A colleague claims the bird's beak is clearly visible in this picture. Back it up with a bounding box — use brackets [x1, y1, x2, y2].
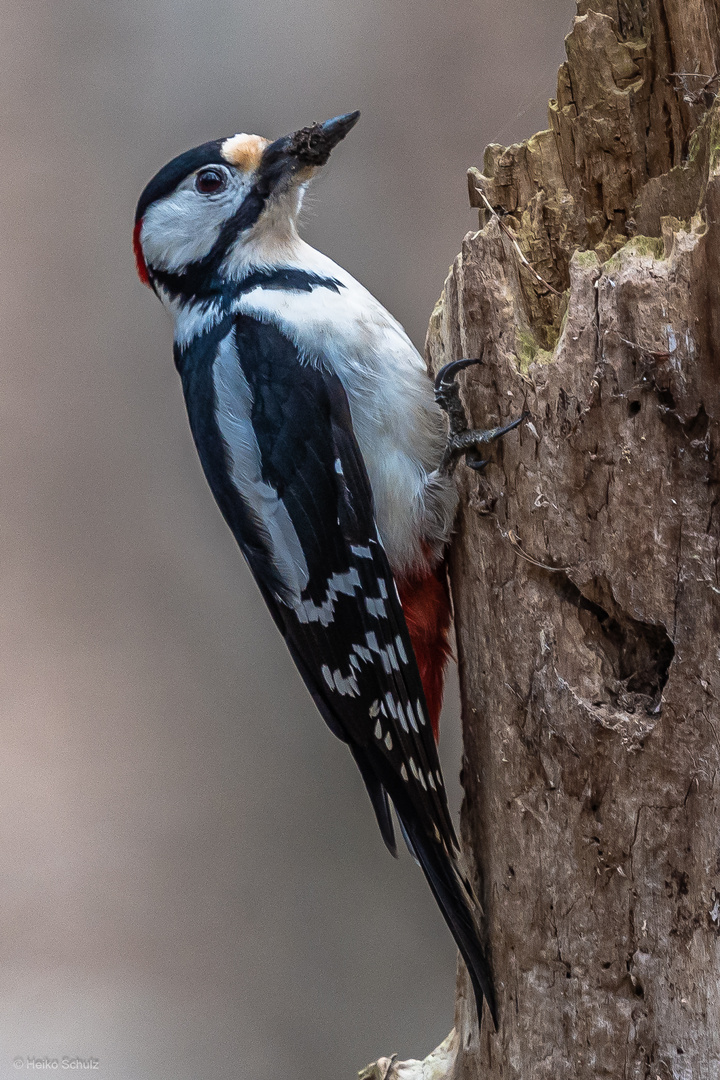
[288, 112, 361, 165]
[258, 111, 360, 192]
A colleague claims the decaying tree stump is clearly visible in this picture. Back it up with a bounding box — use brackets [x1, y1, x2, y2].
[363, 2, 720, 1077]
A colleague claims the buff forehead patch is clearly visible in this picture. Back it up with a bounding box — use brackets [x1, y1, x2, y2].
[221, 133, 270, 172]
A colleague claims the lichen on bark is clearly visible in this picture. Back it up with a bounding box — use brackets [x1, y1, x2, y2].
[363, 2, 720, 1077]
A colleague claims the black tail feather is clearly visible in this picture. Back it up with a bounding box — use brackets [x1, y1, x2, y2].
[403, 818, 497, 1028]
[350, 745, 398, 857]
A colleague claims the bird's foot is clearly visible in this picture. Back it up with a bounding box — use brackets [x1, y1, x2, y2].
[434, 358, 527, 476]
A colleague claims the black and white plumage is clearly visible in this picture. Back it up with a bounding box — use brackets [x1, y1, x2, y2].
[134, 113, 496, 1025]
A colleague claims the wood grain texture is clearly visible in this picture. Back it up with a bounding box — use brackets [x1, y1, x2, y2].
[364, 2, 720, 1076]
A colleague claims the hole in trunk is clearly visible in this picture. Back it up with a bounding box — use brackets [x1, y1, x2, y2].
[556, 575, 674, 709]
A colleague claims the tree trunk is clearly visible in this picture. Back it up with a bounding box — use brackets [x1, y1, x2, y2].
[363, 2, 720, 1077]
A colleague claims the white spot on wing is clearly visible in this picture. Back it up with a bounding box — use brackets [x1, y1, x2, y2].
[395, 636, 408, 664]
[386, 643, 400, 672]
[369, 700, 381, 718]
[365, 596, 387, 618]
[416, 700, 426, 726]
[407, 702, 419, 733]
[297, 567, 361, 626]
[333, 668, 359, 697]
[384, 693, 397, 720]
[321, 665, 334, 690]
[401, 764, 408, 781]
[384, 732, 393, 751]
[374, 720, 383, 740]
[334, 459, 344, 475]
[350, 545, 372, 559]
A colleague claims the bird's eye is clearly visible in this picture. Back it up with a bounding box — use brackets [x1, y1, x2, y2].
[195, 168, 227, 195]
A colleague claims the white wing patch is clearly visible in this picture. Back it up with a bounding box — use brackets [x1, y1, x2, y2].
[213, 330, 310, 604]
[214, 330, 364, 626]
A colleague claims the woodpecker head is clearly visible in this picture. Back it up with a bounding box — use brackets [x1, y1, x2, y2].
[134, 112, 360, 298]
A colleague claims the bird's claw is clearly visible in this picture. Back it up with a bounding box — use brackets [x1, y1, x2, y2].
[434, 357, 527, 476]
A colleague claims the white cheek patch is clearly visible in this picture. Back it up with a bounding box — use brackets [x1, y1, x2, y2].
[142, 193, 224, 270]
[142, 178, 251, 273]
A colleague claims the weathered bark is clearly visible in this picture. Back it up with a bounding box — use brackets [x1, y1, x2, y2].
[363, 2, 720, 1077]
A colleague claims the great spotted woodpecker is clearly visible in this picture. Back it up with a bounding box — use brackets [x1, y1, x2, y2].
[134, 112, 521, 1027]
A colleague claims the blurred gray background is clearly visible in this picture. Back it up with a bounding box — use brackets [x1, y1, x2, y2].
[0, 1, 571, 1077]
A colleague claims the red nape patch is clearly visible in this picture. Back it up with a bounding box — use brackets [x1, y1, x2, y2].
[133, 218, 151, 287]
[397, 566, 452, 742]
